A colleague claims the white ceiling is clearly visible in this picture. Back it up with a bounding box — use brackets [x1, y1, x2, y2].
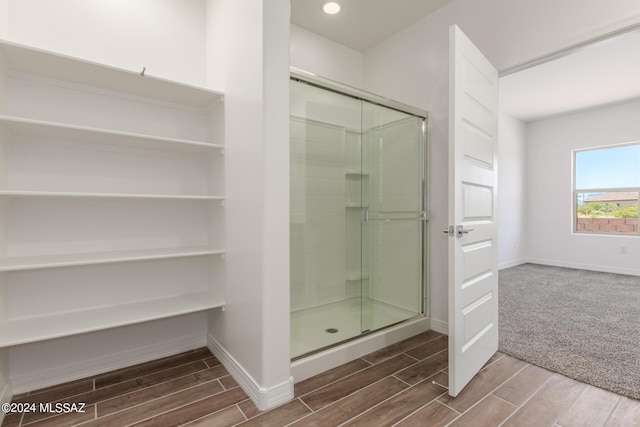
[290, 0, 453, 52]
[500, 30, 640, 122]
[291, 2, 640, 122]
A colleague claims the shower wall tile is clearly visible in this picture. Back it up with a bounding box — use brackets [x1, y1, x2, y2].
[290, 118, 349, 312]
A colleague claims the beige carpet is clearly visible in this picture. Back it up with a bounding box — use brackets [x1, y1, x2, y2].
[499, 263, 640, 400]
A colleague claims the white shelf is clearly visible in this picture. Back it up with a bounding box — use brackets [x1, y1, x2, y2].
[0, 39, 223, 109]
[0, 38, 227, 353]
[0, 190, 224, 201]
[345, 170, 369, 176]
[0, 247, 224, 272]
[346, 272, 369, 281]
[0, 292, 224, 348]
[0, 115, 223, 153]
[346, 203, 368, 208]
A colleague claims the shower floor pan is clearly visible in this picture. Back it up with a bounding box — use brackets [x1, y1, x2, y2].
[290, 297, 416, 358]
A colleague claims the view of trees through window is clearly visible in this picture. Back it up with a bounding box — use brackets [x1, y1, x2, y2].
[574, 144, 639, 235]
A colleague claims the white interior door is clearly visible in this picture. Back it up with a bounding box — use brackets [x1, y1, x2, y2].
[447, 25, 499, 397]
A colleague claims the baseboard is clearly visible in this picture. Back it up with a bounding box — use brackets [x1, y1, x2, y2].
[207, 333, 293, 411]
[11, 332, 205, 394]
[526, 258, 640, 277]
[291, 316, 432, 383]
[429, 318, 448, 335]
[498, 258, 527, 270]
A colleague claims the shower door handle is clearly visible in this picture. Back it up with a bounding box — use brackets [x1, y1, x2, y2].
[362, 211, 430, 222]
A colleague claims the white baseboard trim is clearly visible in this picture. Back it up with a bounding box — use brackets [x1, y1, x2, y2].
[207, 333, 293, 411]
[526, 258, 640, 277]
[291, 316, 432, 383]
[498, 258, 527, 270]
[11, 333, 205, 394]
[429, 318, 448, 335]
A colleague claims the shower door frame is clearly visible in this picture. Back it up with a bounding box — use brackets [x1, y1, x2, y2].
[290, 67, 431, 324]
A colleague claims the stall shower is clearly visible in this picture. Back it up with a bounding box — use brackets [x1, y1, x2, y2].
[290, 75, 428, 358]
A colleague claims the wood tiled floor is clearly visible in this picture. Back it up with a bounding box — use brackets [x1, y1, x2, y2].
[2, 331, 639, 426]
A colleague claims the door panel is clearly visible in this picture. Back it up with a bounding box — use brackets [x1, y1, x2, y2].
[448, 25, 499, 396]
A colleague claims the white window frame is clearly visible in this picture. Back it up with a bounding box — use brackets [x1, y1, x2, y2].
[573, 143, 640, 236]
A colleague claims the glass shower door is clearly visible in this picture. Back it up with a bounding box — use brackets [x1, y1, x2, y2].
[289, 78, 426, 358]
[290, 79, 365, 357]
[360, 101, 426, 333]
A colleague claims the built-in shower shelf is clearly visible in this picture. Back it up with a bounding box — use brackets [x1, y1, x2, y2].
[345, 170, 369, 176]
[346, 272, 369, 281]
[345, 202, 369, 208]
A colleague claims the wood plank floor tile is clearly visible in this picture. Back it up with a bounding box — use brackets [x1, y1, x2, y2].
[79, 379, 227, 427]
[558, 385, 620, 427]
[300, 354, 415, 411]
[604, 396, 640, 427]
[438, 355, 526, 413]
[404, 335, 448, 361]
[501, 374, 586, 427]
[237, 399, 262, 420]
[0, 414, 21, 427]
[6, 331, 639, 427]
[129, 387, 247, 427]
[342, 372, 448, 427]
[203, 357, 221, 368]
[482, 352, 505, 369]
[14, 379, 94, 405]
[448, 395, 516, 427]
[394, 400, 459, 427]
[294, 358, 371, 397]
[394, 350, 448, 386]
[235, 399, 311, 426]
[97, 365, 229, 416]
[220, 375, 240, 391]
[22, 360, 211, 424]
[289, 376, 408, 427]
[492, 363, 553, 406]
[20, 404, 95, 427]
[183, 406, 246, 427]
[94, 348, 211, 389]
[23, 377, 93, 399]
[362, 331, 443, 364]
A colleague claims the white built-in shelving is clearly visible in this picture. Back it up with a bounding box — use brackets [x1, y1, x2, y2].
[0, 39, 226, 348]
[0, 246, 225, 272]
[0, 291, 224, 347]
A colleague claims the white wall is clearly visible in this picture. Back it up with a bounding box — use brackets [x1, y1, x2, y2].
[290, 24, 364, 89]
[362, 0, 640, 326]
[6, 0, 207, 85]
[526, 100, 640, 275]
[498, 112, 527, 269]
[0, 0, 7, 39]
[206, 0, 292, 410]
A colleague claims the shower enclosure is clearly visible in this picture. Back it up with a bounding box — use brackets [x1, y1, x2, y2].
[290, 74, 427, 358]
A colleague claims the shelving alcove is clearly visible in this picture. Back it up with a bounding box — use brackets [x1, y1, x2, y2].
[0, 39, 226, 348]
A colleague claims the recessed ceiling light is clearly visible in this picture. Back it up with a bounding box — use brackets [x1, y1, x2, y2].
[322, 1, 342, 15]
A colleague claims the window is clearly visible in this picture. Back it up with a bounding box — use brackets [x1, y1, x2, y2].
[574, 143, 639, 235]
